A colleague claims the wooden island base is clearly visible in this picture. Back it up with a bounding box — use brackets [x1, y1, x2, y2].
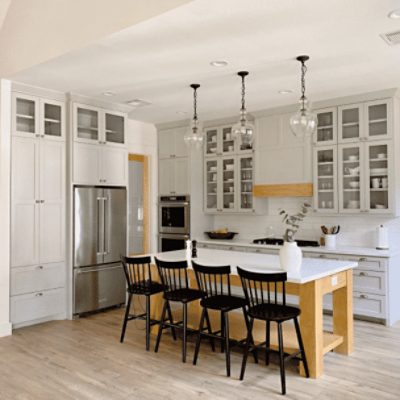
[149, 266, 354, 379]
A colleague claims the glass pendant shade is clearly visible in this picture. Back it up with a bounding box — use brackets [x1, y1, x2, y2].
[290, 98, 317, 138]
[232, 110, 255, 147]
[184, 83, 204, 148]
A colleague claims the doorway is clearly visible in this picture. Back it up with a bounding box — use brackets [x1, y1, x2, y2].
[128, 154, 149, 255]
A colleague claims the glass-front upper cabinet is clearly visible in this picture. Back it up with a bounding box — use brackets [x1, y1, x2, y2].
[222, 157, 236, 211]
[365, 141, 392, 213]
[314, 108, 337, 146]
[105, 112, 125, 147]
[204, 158, 218, 212]
[205, 128, 218, 157]
[13, 93, 39, 137]
[338, 104, 363, 143]
[338, 144, 364, 213]
[313, 146, 337, 213]
[74, 104, 100, 143]
[41, 99, 64, 140]
[221, 126, 235, 155]
[365, 99, 392, 141]
[238, 155, 254, 212]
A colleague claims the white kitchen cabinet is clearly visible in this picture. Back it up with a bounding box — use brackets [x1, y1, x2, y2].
[338, 103, 364, 143]
[237, 155, 254, 212]
[313, 145, 338, 213]
[73, 103, 126, 146]
[13, 93, 65, 141]
[204, 158, 219, 212]
[314, 107, 337, 146]
[73, 143, 127, 186]
[365, 99, 392, 141]
[158, 127, 188, 159]
[159, 157, 189, 195]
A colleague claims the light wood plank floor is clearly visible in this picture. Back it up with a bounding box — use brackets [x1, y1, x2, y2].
[0, 308, 399, 400]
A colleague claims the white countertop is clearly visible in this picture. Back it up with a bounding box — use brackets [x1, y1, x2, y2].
[196, 239, 397, 258]
[154, 248, 358, 284]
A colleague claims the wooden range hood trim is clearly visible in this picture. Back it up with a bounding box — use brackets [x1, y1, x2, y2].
[253, 183, 313, 197]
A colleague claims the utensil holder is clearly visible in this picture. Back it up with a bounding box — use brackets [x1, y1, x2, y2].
[325, 234, 336, 249]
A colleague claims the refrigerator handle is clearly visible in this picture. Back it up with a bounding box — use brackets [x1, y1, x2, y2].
[97, 197, 105, 256]
[104, 196, 109, 255]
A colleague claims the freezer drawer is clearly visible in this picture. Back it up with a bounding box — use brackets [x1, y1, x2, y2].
[74, 264, 125, 314]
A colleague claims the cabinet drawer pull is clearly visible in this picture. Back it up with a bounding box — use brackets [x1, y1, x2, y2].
[228, 246, 233, 250]
[359, 257, 367, 262]
[255, 249, 261, 253]
[35, 292, 43, 297]
[359, 272, 367, 276]
[359, 294, 368, 299]
[319, 254, 326, 258]
[37, 265, 43, 270]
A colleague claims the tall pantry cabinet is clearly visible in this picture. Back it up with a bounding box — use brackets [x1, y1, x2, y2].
[10, 91, 66, 327]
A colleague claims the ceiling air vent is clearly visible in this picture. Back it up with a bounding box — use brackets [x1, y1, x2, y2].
[381, 30, 400, 45]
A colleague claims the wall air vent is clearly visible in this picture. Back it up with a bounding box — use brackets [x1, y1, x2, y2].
[381, 30, 400, 45]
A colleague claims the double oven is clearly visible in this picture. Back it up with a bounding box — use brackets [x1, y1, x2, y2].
[158, 195, 190, 252]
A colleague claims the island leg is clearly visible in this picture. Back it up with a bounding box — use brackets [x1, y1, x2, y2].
[299, 279, 324, 378]
[332, 269, 354, 355]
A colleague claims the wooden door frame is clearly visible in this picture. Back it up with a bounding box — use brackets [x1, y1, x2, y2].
[128, 154, 149, 254]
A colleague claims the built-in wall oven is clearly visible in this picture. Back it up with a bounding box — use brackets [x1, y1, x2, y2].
[158, 195, 190, 252]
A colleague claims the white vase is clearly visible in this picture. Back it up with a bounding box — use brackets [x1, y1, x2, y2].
[279, 241, 302, 273]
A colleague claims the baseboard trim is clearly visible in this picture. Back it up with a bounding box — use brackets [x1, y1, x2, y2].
[0, 321, 12, 337]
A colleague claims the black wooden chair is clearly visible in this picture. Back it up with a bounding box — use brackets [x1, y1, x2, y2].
[120, 256, 176, 350]
[192, 261, 258, 377]
[237, 267, 309, 395]
[154, 257, 212, 363]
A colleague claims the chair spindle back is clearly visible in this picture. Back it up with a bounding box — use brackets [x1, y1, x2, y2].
[192, 261, 231, 297]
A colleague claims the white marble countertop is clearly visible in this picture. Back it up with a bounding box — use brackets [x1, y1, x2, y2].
[154, 248, 358, 284]
[196, 238, 397, 258]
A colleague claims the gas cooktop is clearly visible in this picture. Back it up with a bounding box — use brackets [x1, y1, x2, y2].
[253, 238, 320, 247]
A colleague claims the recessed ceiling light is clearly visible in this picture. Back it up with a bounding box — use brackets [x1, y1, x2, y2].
[176, 111, 188, 115]
[102, 91, 116, 97]
[126, 98, 152, 107]
[278, 89, 293, 95]
[388, 9, 400, 19]
[210, 60, 228, 67]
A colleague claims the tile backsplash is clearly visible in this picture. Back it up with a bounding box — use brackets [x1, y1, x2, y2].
[213, 197, 400, 248]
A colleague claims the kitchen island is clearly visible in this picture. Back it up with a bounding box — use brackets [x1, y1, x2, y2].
[152, 248, 358, 378]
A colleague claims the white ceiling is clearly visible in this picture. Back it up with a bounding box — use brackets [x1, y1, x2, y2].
[11, 0, 400, 124]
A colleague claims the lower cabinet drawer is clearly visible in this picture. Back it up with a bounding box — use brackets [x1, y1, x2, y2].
[353, 270, 386, 295]
[11, 288, 65, 325]
[11, 263, 65, 295]
[353, 291, 386, 319]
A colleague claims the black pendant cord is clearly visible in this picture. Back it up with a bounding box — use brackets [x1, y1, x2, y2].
[190, 83, 200, 125]
[237, 71, 249, 121]
[296, 55, 309, 112]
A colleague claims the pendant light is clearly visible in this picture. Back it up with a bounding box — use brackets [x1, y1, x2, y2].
[232, 71, 254, 147]
[184, 84, 204, 148]
[290, 55, 317, 138]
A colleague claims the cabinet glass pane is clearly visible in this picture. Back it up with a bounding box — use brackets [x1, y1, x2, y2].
[206, 160, 218, 209]
[16, 98, 35, 133]
[44, 103, 62, 137]
[222, 127, 234, 153]
[240, 157, 253, 209]
[77, 108, 98, 140]
[205, 129, 218, 155]
[105, 113, 124, 144]
[222, 158, 235, 210]
[368, 144, 389, 210]
[341, 108, 360, 140]
[368, 104, 387, 137]
[317, 111, 334, 143]
[341, 147, 361, 210]
[316, 149, 335, 209]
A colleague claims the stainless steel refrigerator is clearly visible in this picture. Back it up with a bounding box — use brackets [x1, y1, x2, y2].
[73, 186, 127, 315]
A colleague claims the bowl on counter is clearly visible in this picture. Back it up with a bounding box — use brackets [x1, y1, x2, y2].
[205, 231, 238, 240]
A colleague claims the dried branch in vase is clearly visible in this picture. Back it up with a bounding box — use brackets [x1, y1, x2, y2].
[279, 202, 311, 242]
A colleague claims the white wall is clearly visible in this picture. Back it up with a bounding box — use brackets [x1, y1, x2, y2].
[126, 119, 158, 253]
[0, 79, 12, 337]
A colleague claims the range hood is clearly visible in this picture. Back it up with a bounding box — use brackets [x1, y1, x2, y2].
[253, 183, 313, 197]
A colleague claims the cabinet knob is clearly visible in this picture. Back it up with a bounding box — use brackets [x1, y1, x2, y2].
[35, 292, 43, 297]
[37, 265, 43, 270]
[35, 200, 40, 203]
[41, 200, 45, 204]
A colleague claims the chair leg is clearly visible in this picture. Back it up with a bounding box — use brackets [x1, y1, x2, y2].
[182, 302, 188, 363]
[154, 300, 168, 353]
[120, 294, 132, 343]
[224, 312, 231, 377]
[204, 308, 215, 352]
[294, 317, 310, 378]
[193, 307, 206, 365]
[240, 317, 254, 380]
[220, 311, 225, 353]
[166, 301, 177, 341]
[277, 322, 286, 395]
[242, 307, 258, 364]
[266, 320, 270, 365]
[145, 295, 151, 351]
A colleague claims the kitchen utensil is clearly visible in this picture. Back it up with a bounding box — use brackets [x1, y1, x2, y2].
[321, 225, 328, 234]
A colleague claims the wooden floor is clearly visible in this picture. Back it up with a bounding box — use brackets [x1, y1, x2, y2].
[1, 308, 399, 400]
